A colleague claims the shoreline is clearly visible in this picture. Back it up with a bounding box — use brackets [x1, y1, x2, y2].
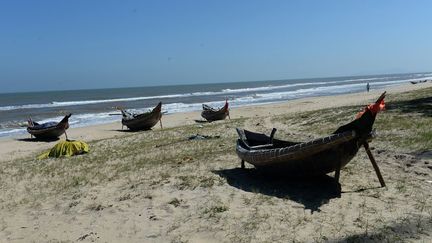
[1, 81, 431, 162]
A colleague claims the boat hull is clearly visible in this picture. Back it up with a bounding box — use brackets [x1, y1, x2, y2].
[236, 131, 361, 177]
[27, 114, 71, 139]
[122, 102, 162, 131]
[201, 110, 228, 121]
[201, 102, 229, 122]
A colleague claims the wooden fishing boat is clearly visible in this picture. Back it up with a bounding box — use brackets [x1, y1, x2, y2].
[235, 92, 387, 186]
[120, 102, 162, 131]
[27, 114, 71, 139]
[201, 100, 230, 122]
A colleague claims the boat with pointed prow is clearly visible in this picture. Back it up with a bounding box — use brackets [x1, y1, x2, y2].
[235, 92, 387, 187]
[27, 114, 72, 139]
[119, 102, 163, 131]
[201, 100, 230, 122]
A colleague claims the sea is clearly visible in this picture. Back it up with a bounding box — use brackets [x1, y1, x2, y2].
[1, 72, 431, 138]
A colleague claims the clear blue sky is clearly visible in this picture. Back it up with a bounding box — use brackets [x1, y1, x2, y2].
[1, 0, 431, 92]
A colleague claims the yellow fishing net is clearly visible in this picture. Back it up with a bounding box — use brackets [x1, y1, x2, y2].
[38, 140, 89, 159]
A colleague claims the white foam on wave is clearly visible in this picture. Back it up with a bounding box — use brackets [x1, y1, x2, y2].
[414, 73, 432, 77]
[227, 76, 432, 106]
[0, 128, 27, 137]
[220, 75, 408, 93]
[3, 74, 428, 112]
[0, 93, 192, 111]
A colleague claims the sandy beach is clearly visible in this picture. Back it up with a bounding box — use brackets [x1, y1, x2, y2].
[1, 82, 431, 242]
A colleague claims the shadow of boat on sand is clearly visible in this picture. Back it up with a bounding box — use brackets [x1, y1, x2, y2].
[213, 168, 341, 212]
[16, 137, 60, 142]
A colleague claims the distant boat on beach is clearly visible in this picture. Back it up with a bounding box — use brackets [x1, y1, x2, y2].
[201, 100, 230, 122]
[27, 114, 71, 139]
[119, 102, 163, 131]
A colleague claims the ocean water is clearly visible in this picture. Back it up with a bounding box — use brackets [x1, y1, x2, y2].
[1, 72, 431, 137]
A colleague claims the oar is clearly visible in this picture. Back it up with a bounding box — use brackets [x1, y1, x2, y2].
[225, 98, 230, 119]
[363, 142, 386, 187]
[28, 116, 34, 138]
[360, 91, 386, 187]
[159, 111, 169, 129]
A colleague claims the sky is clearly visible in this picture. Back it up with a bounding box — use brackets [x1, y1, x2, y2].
[1, 0, 432, 93]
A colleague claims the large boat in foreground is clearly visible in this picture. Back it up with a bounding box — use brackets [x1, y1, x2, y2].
[235, 93, 386, 187]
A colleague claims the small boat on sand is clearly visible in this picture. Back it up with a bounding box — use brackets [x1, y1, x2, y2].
[119, 102, 162, 131]
[201, 100, 230, 122]
[27, 114, 72, 139]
